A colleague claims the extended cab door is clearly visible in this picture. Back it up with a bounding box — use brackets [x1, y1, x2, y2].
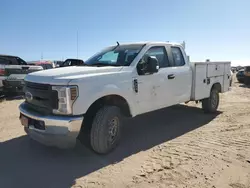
[165, 46, 192, 104]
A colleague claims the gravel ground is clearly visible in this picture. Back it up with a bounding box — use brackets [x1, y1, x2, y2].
[0, 77, 250, 188]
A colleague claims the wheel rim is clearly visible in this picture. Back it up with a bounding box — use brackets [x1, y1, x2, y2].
[108, 117, 119, 145]
[211, 91, 218, 109]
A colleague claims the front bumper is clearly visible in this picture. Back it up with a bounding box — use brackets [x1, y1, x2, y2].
[19, 102, 83, 148]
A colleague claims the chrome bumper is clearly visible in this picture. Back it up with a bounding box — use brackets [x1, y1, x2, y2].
[19, 102, 83, 148]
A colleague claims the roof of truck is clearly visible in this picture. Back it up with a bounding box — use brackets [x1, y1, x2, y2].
[108, 41, 182, 47]
[0, 54, 19, 58]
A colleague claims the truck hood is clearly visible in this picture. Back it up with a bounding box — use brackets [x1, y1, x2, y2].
[25, 66, 124, 85]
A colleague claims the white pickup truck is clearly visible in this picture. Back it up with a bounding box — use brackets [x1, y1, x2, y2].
[0, 55, 43, 95]
[19, 42, 231, 154]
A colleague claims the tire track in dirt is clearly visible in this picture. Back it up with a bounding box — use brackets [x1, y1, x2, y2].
[129, 83, 250, 188]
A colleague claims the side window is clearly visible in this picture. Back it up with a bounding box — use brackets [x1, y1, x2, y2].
[72, 60, 80, 66]
[47, 64, 53, 69]
[171, 47, 185, 66]
[124, 50, 140, 65]
[0, 58, 10, 65]
[9, 57, 19, 65]
[16, 57, 27, 65]
[63, 60, 71, 66]
[144, 46, 170, 68]
[41, 64, 46, 69]
[71, 60, 76, 66]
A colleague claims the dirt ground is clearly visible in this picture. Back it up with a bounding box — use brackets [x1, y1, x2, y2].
[0, 77, 250, 188]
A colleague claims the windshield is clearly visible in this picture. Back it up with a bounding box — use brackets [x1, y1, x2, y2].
[84, 44, 144, 66]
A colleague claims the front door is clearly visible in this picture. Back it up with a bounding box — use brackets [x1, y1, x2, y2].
[134, 74, 161, 113]
[134, 46, 174, 113]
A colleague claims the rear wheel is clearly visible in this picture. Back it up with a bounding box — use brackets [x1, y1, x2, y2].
[202, 88, 219, 113]
[90, 106, 122, 154]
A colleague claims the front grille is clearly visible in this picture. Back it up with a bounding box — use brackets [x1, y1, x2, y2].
[24, 82, 58, 114]
[26, 82, 50, 90]
[25, 102, 51, 115]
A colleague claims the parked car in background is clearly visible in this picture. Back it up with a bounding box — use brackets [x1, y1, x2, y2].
[244, 66, 250, 85]
[58, 58, 84, 67]
[29, 61, 54, 70]
[53, 60, 64, 67]
[236, 69, 245, 83]
[0, 55, 43, 95]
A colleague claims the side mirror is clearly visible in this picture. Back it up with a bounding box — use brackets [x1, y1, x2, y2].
[137, 55, 159, 75]
[147, 56, 159, 73]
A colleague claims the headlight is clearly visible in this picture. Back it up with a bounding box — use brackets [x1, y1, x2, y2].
[52, 85, 78, 115]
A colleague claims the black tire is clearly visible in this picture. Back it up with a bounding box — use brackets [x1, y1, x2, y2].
[90, 106, 122, 154]
[202, 88, 219, 113]
[244, 77, 250, 85]
[238, 79, 244, 83]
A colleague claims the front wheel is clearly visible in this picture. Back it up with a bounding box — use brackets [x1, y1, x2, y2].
[90, 106, 123, 154]
[202, 88, 219, 113]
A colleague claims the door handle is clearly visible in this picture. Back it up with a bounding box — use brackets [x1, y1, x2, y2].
[168, 74, 175, 79]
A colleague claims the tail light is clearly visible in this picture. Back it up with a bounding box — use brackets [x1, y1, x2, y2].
[0, 69, 5, 76]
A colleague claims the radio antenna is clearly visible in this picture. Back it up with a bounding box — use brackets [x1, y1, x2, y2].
[112, 41, 120, 50]
[77, 31, 79, 58]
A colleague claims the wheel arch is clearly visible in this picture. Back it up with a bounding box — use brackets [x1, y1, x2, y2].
[86, 94, 132, 118]
[211, 82, 222, 93]
[79, 94, 132, 137]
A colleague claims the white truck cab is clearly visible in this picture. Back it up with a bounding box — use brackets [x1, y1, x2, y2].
[19, 42, 231, 154]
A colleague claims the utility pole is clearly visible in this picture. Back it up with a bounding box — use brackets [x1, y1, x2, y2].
[181, 41, 186, 49]
[41, 52, 43, 60]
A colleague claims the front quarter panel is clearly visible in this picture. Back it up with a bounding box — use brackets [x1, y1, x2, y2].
[70, 73, 137, 117]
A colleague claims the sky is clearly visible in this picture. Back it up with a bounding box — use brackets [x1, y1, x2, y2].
[1, 0, 250, 66]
